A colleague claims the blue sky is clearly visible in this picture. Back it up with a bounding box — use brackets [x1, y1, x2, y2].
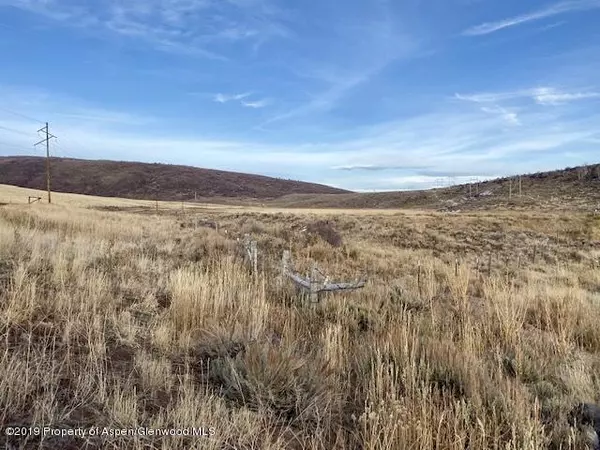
[0, 0, 599, 192]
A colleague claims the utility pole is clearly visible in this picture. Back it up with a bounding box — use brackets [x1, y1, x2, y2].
[509, 178, 512, 199]
[34, 122, 56, 204]
[519, 176, 522, 197]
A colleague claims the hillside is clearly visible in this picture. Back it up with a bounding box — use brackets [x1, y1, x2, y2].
[270, 163, 600, 211]
[2, 157, 598, 211]
[0, 156, 350, 201]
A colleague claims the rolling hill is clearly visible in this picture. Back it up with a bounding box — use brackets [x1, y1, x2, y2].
[0, 156, 350, 200]
[270, 163, 600, 211]
[1, 156, 598, 212]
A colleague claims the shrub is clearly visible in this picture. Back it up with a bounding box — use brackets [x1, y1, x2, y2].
[306, 220, 343, 247]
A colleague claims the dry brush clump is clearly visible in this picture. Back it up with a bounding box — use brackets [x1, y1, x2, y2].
[1, 203, 600, 449]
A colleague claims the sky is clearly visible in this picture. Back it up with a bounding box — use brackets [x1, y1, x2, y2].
[0, 0, 599, 192]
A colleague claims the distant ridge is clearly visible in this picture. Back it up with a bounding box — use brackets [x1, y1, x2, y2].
[0, 156, 351, 201]
[269, 163, 600, 211]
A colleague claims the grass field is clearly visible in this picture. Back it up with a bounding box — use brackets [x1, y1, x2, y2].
[1, 184, 600, 449]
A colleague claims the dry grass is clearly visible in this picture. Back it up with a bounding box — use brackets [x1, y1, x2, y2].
[1, 187, 600, 449]
[0, 183, 418, 216]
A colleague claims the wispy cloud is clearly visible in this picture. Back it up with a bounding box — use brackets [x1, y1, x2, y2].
[213, 92, 270, 108]
[532, 87, 600, 105]
[455, 92, 524, 103]
[480, 106, 521, 125]
[462, 0, 600, 36]
[538, 20, 568, 31]
[214, 92, 253, 103]
[3, 80, 600, 191]
[333, 164, 403, 171]
[0, 0, 290, 58]
[455, 86, 600, 106]
[260, 43, 418, 127]
[259, 71, 374, 126]
[332, 164, 406, 172]
[260, 1, 420, 127]
[241, 99, 270, 108]
[3, 105, 598, 190]
[332, 164, 429, 172]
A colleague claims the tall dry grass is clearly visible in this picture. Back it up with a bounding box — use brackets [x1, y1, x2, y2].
[1, 201, 600, 449]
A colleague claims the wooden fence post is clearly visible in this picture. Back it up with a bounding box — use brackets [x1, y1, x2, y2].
[417, 261, 422, 299]
[282, 250, 290, 275]
[310, 263, 320, 303]
[242, 234, 258, 276]
[280, 250, 290, 289]
[251, 240, 258, 275]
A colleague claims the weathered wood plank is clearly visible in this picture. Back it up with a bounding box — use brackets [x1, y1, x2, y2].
[318, 281, 366, 292]
[286, 272, 311, 289]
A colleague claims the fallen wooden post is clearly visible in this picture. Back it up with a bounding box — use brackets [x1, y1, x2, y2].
[281, 251, 366, 303]
[316, 280, 367, 292]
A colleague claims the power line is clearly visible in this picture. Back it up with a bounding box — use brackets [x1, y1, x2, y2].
[34, 123, 57, 204]
[51, 139, 80, 159]
[51, 135, 89, 159]
[0, 141, 36, 153]
[51, 134, 84, 152]
[0, 124, 37, 138]
[0, 106, 44, 125]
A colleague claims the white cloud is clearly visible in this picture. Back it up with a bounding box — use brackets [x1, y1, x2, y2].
[332, 164, 403, 171]
[2, 84, 600, 191]
[456, 87, 600, 107]
[532, 87, 600, 105]
[480, 106, 521, 126]
[463, 0, 600, 36]
[213, 92, 270, 108]
[260, 70, 378, 126]
[377, 175, 488, 190]
[213, 92, 252, 103]
[0, 0, 289, 58]
[241, 99, 270, 108]
[455, 92, 525, 103]
[260, 2, 420, 127]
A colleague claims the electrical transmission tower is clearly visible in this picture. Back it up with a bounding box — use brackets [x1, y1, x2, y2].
[34, 122, 57, 204]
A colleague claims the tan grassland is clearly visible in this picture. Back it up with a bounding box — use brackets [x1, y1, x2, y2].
[1, 184, 600, 449]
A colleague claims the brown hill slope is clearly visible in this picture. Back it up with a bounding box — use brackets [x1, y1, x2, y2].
[0, 156, 350, 200]
[270, 164, 600, 211]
